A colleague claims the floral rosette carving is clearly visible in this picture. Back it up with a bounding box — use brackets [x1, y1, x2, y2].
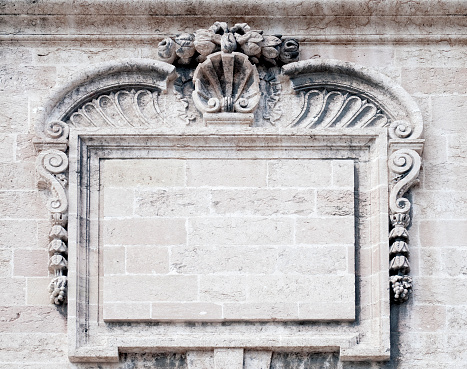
[388, 149, 421, 303]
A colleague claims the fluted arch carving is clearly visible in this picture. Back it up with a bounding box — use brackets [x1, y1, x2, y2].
[282, 59, 423, 140]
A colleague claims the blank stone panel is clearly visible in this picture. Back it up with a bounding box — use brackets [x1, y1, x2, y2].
[101, 158, 355, 322]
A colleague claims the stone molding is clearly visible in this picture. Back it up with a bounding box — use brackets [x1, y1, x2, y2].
[34, 23, 424, 362]
[67, 130, 389, 362]
[3, 1, 467, 44]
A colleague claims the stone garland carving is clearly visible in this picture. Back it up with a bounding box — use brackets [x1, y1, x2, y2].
[35, 121, 69, 305]
[157, 22, 299, 67]
[290, 89, 389, 129]
[388, 149, 421, 302]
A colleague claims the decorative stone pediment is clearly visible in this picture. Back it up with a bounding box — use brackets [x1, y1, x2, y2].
[34, 21, 424, 364]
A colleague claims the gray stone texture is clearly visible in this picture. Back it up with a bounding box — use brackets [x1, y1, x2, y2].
[1, 0, 466, 367]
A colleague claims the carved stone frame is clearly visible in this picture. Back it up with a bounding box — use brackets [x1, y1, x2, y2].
[34, 56, 423, 363]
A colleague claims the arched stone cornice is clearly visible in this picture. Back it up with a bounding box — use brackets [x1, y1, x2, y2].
[39, 58, 177, 137]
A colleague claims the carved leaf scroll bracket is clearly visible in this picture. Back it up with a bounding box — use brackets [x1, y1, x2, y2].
[34, 121, 69, 305]
[388, 148, 422, 302]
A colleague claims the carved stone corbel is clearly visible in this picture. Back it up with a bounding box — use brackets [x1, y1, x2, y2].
[34, 120, 69, 305]
[388, 148, 422, 302]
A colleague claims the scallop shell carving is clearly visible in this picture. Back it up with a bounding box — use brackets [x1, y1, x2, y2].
[291, 89, 390, 129]
[67, 89, 163, 128]
[192, 51, 261, 116]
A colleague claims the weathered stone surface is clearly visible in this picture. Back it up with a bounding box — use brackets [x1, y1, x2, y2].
[103, 246, 125, 275]
[214, 349, 243, 369]
[103, 188, 134, 217]
[0, 220, 37, 248]
[0, 306, 66, 333]
[0, 250, 11, 277]
[13, 249, 48, 277]
[0, 333, 67, 362]
[171, 245, 278, 274]
[420, 220, 467, 247]
[103, 302, 151, 320]
[102, 159, 186, 188]
[244, 351, 272, 369]
[277, 245, 349, 274]
[187, 159, 267, 187]
[188, 217, 293, 246]
[135, 188, 211, 217]
[26, 277, 53, 305]
[296, 217, 355, 245]
[150, 302, 223, 320]
[187, 351, 214, 369]
[0, 278, 25, 306]
[316, 189, 354, 216]
[268, 160, 332, 187]
[103, 218, 186, 245]
[270, 352, 339, 369]
[0, 192, 48, 219]
[0, 94, 30, 135]
[104, 275, 198, 302]
[402, 68, 467, 94]
[125, 245, 169, 274]
[4, 1, 467, 366]
[211, 188, 316, 216]
[0, 135, 15, 162]
[0, 66, 56, 93]
[198, 275, 247, 302]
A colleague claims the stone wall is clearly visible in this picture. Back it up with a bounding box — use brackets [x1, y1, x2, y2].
[1, 0, 466, 367]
